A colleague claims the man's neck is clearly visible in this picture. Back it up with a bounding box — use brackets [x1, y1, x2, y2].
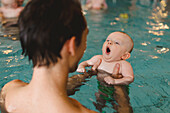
[29, 63, 69, 96]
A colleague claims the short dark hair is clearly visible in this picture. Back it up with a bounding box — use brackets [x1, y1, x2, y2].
[18, 0, 87, 67]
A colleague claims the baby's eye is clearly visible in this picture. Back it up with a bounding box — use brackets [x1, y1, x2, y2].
[115, 41, 120, 45]
[106, 40, 109, 42]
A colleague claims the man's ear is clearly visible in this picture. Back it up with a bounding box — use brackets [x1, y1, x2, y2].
[121, 52, 131, 60]
[68, 36, 76, 56]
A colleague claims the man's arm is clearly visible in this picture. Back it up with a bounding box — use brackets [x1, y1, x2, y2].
[67, 70, 97, 96]
[113, 85, 133, 113]
[108, 63, 133, 113]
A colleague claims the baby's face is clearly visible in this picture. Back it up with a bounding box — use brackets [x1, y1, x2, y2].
[17, 0, 24, 6]
[2, 0, 16, 7]
[102, 32, 133, 62]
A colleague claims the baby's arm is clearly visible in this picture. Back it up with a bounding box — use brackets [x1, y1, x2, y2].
[104, 61, 134, 85]
[76, 55, 102, 73]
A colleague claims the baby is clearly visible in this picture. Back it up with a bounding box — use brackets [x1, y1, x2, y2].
[77, 31, 134, 85]
[0, 0, 24, 18]
[17, 0, 24, 7]
[85, 0, 108, 10]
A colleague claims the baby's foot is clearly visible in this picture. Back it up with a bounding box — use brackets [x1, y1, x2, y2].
[104, 76, 115, 85]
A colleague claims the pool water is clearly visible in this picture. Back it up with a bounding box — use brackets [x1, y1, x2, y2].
[0, 0, 170, 113]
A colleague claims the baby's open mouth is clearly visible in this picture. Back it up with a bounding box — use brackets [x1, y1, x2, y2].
[106, 46, 111, 54]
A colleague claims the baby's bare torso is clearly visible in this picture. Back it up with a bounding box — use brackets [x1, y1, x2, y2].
[97, 60, 122, 82]
[0, 7, 23, 18]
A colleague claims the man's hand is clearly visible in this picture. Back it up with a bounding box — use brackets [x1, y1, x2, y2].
[111, 63, 123, 79]
[104, 63, 123, 85]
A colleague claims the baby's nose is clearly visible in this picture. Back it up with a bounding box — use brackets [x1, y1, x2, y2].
[107, 40, 112, 45]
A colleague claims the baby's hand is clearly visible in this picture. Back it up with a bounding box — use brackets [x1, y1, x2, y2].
[104, 76, 115, 85]
[76, 66, 86, 73]
[91, 59, 101, 71]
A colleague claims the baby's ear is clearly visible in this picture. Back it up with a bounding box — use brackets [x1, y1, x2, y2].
[121, 52, 131, 60]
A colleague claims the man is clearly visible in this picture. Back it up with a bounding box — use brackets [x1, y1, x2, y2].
[0, 0, 96, 112]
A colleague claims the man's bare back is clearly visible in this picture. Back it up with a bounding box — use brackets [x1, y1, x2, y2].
[0, 79, 96, 113]
[0, 0, 97, 112]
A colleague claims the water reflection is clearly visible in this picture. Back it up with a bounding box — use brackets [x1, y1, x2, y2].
[148, 30, 164, 36]
[147, 0, 169, 36]
[0, 17, 19, 40]
[147, 22, 169, 30]
[83, 1, 169, 112]
[6, 57, 13, 64]
[156, 47, 169, 54]
[151, 0, 168, 21]
[148, 55, 159, 59]
[2, 50, 12, 54]
[145, 0, 170, 57]
[152, 37, 161, 41]
[93, 85, 133, 113]
[147, 21, 169, 36]
[141, 42, 151, 46]
[0, 0, 169, 113]
[67, 72, 133, 113]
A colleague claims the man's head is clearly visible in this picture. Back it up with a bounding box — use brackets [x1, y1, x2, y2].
[102, 31, 134, 62]
[18, 0, 87, 67]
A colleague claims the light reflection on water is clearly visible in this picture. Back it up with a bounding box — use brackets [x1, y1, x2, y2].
[73, 0, 170, 113]
[156, 47, 169, 54]
[147, 0, 169, 37]
[2, 50, 13, 54]
[0, 0, 169, 113]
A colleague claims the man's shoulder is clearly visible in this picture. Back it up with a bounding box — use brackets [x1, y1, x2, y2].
[0, 79, 27, 112]
[68, 97, 98, 113]
[1, 79, 27, 96]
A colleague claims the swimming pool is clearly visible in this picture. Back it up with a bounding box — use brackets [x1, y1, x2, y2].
[0, 0, 169, 113]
